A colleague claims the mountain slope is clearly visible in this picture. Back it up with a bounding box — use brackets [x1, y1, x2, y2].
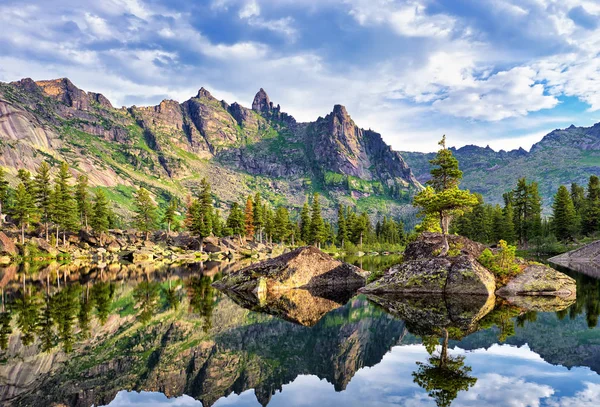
[402, 124, 600, 208]
[0, 78, 421, 220]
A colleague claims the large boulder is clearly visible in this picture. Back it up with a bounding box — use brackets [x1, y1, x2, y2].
[496, 263, 576, 298]
[0, 232, 17, 256]
[213, 246, 368, 293]
[30, 237, 59, 257]
[360, 254, 495, 297]
[404, 232, 487, 261]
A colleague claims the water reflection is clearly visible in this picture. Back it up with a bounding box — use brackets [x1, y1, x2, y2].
[0, 257, 599, 407]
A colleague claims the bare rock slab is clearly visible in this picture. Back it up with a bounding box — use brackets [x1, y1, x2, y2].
[497, 263, 576, 298]
[213, 246, 368, 293]
[0, 232, 17, 256]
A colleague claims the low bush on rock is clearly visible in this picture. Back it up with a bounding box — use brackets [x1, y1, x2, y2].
[478, 240, 521, 284]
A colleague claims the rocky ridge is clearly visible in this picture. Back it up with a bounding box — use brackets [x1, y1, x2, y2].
[0, 77, 421, 221]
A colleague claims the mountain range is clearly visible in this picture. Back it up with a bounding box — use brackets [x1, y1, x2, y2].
[1, 77, 600, 220]
[0, 78, 420, 221]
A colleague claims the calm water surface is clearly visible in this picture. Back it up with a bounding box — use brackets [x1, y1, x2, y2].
[0, 256, 599, 407]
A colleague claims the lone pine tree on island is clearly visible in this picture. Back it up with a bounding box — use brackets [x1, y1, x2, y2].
[413, 136, 478, 256]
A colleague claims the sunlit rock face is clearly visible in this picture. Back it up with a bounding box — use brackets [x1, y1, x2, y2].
[213, 246, 368, 293]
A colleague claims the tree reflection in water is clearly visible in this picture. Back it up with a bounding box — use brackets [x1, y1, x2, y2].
[413, 328, 477, 407]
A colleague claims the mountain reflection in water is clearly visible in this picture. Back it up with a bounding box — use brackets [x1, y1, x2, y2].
[0, 257, 599, 407]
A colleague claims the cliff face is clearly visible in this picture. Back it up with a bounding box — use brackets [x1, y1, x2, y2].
[0, 78, 421, 219]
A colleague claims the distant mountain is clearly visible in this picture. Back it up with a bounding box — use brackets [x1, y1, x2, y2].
[0, 78, 421, 220]
[402, 123, 600, 208]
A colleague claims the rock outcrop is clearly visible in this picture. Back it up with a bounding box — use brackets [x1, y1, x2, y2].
[213, 246, 368, 293]
[361, 233, 576, 303]
[0, 232, 17, 256]
[497, 263, 576, 298]
[360, 254, 496, 296]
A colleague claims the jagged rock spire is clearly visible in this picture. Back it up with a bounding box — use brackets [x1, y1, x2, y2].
[252, 88, 272, 112]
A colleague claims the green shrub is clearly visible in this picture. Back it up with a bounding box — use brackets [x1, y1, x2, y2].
[478, 240, 520, 281]
[367, 270, 384, 283]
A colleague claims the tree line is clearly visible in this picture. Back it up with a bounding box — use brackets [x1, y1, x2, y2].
[451, 175, 600, 247]
[0, 163, 408, 250]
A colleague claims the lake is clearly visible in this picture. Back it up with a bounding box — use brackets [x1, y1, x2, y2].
[0, 257, 599, 407]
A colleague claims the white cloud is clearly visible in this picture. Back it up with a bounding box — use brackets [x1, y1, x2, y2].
[84, 13, 114, 39]
[347, 0, 456, 38]
[239, 0, 260, 18]
[546, 382, 600, 407]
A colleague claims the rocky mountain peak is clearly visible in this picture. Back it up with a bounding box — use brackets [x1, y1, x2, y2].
[196, 87, 215, 100]
[332, 104, 350, 120]
[252, 88, 271, 112]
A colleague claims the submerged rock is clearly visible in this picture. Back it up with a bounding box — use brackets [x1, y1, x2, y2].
[360, 254, 496, 297]
[213, 246, 368, 293]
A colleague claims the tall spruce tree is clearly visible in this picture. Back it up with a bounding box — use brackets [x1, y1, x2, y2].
[162, 199, 177, 233]
[273, 206, 291, 243]
[299, 201, 311, 243]
[337, 204, 348, 247]
[226, 202, 245, 238]
[13, 183, 34, 244]
[253, 193, 264, 242]
[195, 178, 213, 241]
[309, 193, 326, 248]
[413, 136, 478, 255]
[90, 189, 110, 233]
[52, 163, 78, 246]
[34, 162, 53, 240]
[583, 175, 600, 235]
[75, 175, 92, 231]
[552, 185, 577, 242]
[133, 187, 157, 240]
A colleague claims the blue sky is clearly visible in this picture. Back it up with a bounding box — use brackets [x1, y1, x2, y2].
[1, 0, 600, 152]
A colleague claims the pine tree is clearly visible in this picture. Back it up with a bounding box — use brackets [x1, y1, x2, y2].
[309, 193, 326, 248]
[52, 163, 78, 245]
[162, 199, 177, 233]
[583, 175, 600, 235]
[413, 136, 478, 255]
[33, 162, 53, 240]
[133, 187, 157, 240]
[552, 185, 577, 242]
[0, 167, 9, 227]
[263, 205, 274, 244]
[194, 178, 213, 241]
[337, 204, 348, 246]
[299, 201, 311, 243]
[253, 193, 264, 242]
[211, 210, 222, 237]
[274, 206, 291, 243]
[90, 189, 110, 233]
[226, 202, 245, 238]
[502, 201, 516, 244]
[75, 174, 92, 231]
[13, 183, 34, 244]
[244, 196, 255, 238]
[571, 182, 585, 234]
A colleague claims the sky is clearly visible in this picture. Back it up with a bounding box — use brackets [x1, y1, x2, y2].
[1, 0, 600, 152]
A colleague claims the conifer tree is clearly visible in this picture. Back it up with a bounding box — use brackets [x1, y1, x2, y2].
[253, 192, 264, 242]
[17, 169, 34, 195]
[552, 185, 577, 242]
[571, 182, 586, 232]
[52, 163, 78, 245]
[413, 136, 478, 255]
[75, 174, 92, 231]
[244, 196, 255, 238]
[13, 183, 34, 244]
[194, 178, 213, 240]
[263, 205, 274, 244]
[211, 209, 222, 237]
[502, 201, 516, 244]
[34, 162, 53, 240]
[133, 187, 157, 240]
[583, 175, 600, 235]
[274, 206, 291, 243]
[226, 202, 245, 238]
[300, 201, 311, 243]
[90, 189, 110, 233]
[309, 193, 326, 248]
[0, 167, 9, 227]
[337, 204, 348, 247]
[162, 199, 177, 233]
